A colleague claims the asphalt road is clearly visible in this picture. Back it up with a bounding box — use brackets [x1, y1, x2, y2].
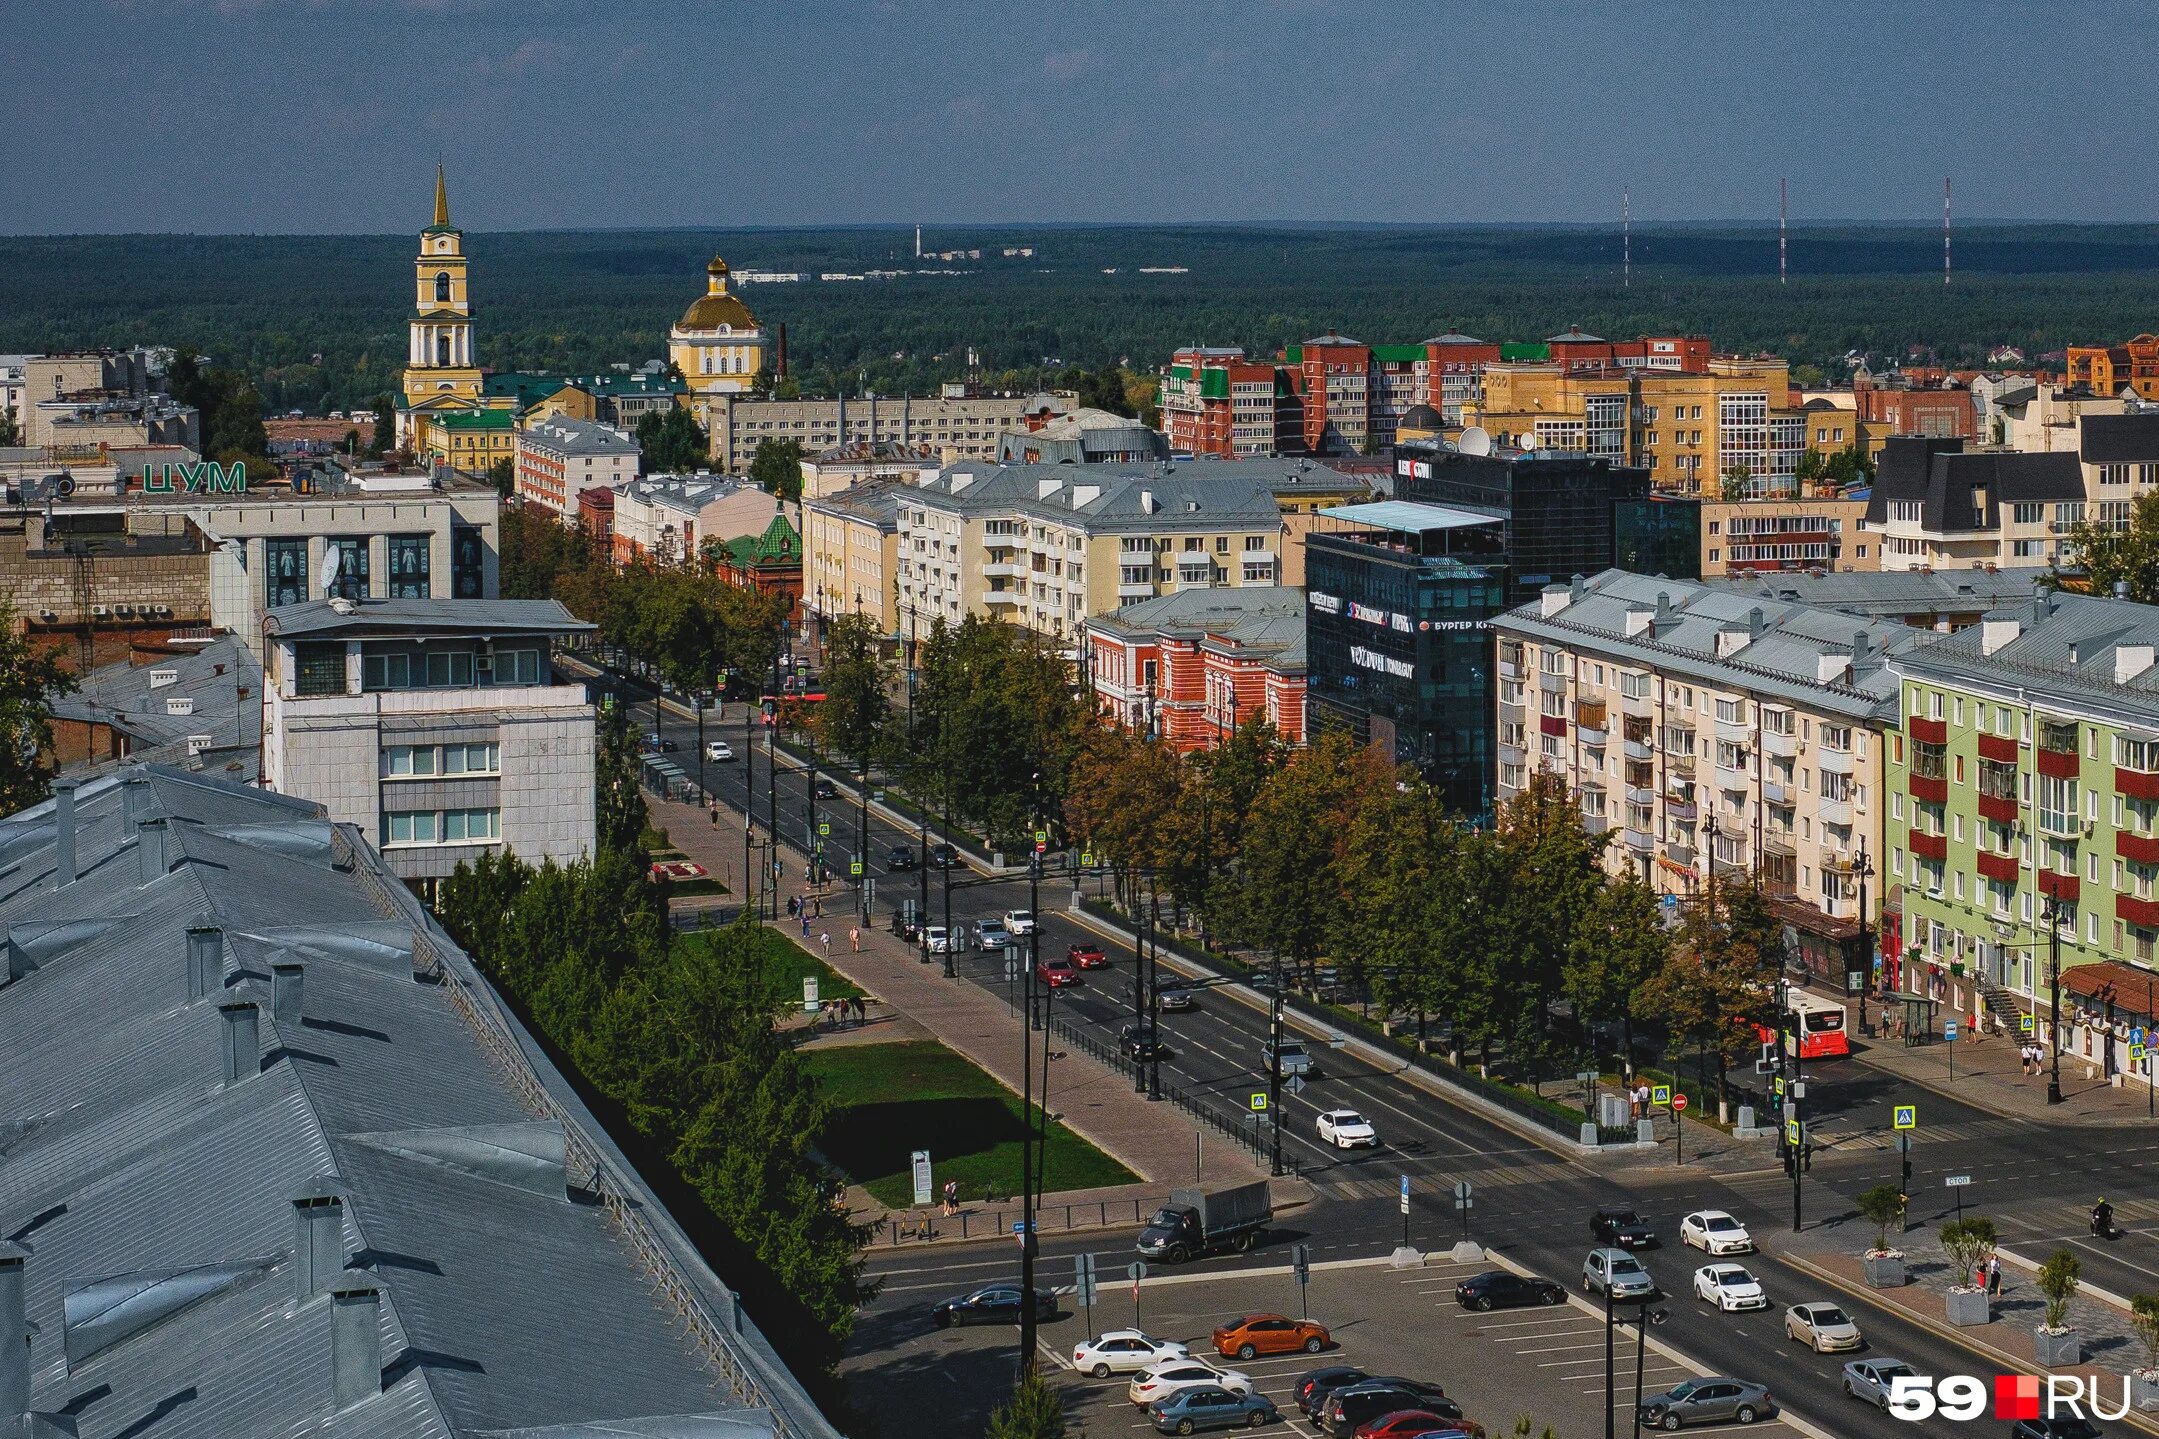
[609, 673, 2159, 1436]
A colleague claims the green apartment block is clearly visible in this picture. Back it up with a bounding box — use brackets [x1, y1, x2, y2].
[1889, 586, 2159, 1090]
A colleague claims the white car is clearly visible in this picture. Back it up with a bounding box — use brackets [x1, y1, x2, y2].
[1004, 910, 1036, 936]
[1126, 1359, 1253, 1408]
[926, 925, 950, 955]
[704, 740, 735, 762]
[1691, 1263, 1769, 1312]
[1786, 1302, 1863, 1352]
[1680, 1209, 1754, 1255]
[1072, 1330, 1189, 1378]
[1315, 1109, 1379, 1149]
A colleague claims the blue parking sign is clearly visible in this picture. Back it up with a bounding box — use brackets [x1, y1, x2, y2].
[1944, 1020, 1958, 1041]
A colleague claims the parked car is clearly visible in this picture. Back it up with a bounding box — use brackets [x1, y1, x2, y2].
[1296, 1367, 1371, 1419]
[1637, 1377, 1775, 1430]
[1214, 1313, 1329, 1359]
[1583, 1248, 1655, 1299]
[1321, 1383, 1463, 1437]
[1680, 1210, 1754, 1255]
[1784, 1302, 1862, 1352]
[2009, 1418, 2103, 1439]
[1073, 1330, 1189, 1377]
[931, 842, 959, 868]
[1004, 910, 1036, 935]
[1121, 1025, 1169, 1061]
[1316, 1109, 1380, 1149]
[1354, 1412, 1469, 1439]
[1149, 1386, 1278, 1435]
[1590, 1205, 1657, 1248]
[1839, 1358, 1918, 1411]
[885, 845, 917, 870]
[1069, 942, 1109, 968]
[1261, 1038, 1313, 1077]
[1691, 1264, 1768, 1312]
[1454, 1271, 1564, 1311]
[1036, 955, 1081, 988]
[976, 918, 1012, 950]
[704, 739, 735, 762]
[1128, 1361, 1253, 1408]
[929, 1284, 1055, 1328]
[642, 732, 679, 753]
[925, 925, 950, 955]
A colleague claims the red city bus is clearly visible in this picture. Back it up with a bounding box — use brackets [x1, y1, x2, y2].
[1758, 989, 1850, 1060]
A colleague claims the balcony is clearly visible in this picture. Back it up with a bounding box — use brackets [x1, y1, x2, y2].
[1665, 841, 1696, 867]
[1578, 726, 1608, 748]
[1908, 715, 1948, 745]
[2119, 767, 2159, 802]
[1978, 733, 2018, 764]
[2120, 893, 2159, 930]
[1619, 690, 1655, 718]
[1908, 830, 1948, 862]
[982, 561, 1025, 578]
[1909, 772, 1949, 804]
[1715, 763, 1749, 789]
[1818, 748, 1856, 775]
[1820, 798, 1853, 826]
[1762, 830, 1797, 857]
[1664, 795, 1698, 821]
[1715, 719, 1752, 745]
[1576, 700, 1608, 728]
[1976, 849, 2020, 885]
[984, 590, 1021, 606]
[1539, 671, 1566, 694]
[2039, 869, 2081, 903]
[1627, 787, 1657, 807]
[1623, 828, 1654, 853]
[1540, 714, 1568, 738]
[1761, 729, 1797, 758]
[1624, 740, 1653, 762]
[1117, 583, 1154, 599]
[1499, 658, 1522, 680]
[1977, 790, 2019, 824]
[1762, 779, 1789, 805]
[1665, 751, 1697, 775]
[2038, 807, 2081, 838]
[2123, 830, 2159, 866]
[2036, 747, 2079, 780]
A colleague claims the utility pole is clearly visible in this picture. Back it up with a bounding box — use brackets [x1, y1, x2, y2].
[2046, 896, 2064, 1104]
[1147, 875, 1163, 1101]
[1268, 947, 1284, 1177]
[1131, 870, 1148, 1096]
[1017, 849, 1039, 1378]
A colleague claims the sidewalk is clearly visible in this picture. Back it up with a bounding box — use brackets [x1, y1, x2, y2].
[1845, 1022, 2159, 1126]
[644, 791, 1273, 1216]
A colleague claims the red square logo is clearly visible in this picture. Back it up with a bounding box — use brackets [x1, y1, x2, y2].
[1996, 1374, 2040, 1421]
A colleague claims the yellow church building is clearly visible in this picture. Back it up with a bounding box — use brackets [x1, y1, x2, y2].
[398, 167, 486, 455]
[669, 255, 770, 437]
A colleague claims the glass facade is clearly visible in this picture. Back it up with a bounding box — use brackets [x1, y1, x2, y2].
[1392, 443, 1652, 607]
[1613, 497, 1702, 580]
[326, 538, 369, 600]
[388, 535, 432, 598]
[451, 524, 485, 599]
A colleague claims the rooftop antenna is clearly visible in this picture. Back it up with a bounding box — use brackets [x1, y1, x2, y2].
[1779, 177, 1787, 286]
[1943, 177, 1952, 287]
[1622, 186, 1630, 290]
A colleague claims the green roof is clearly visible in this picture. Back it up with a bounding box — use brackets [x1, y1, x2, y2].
[434, 409, 514, 431]
[1200, 369, 1229, 399]
[1499, 342, 1550, 362]
[1371, 344, 1426, 363]
[722, 508, 801, 568]
[1282, 346, 1301, 364]
[485, 372, 574, 410]
[1167, 365, 1193, 383]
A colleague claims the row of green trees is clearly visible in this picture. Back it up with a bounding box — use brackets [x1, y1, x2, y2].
[438, 705, 875, 1386]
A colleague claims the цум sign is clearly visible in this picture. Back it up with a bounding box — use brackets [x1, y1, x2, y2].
[142, 461, 248, 494]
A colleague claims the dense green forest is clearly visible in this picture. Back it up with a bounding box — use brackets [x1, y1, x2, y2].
[6, 223, 2159, 417]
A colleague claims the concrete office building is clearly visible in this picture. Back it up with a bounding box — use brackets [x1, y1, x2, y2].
[698, 389, 1071, 471]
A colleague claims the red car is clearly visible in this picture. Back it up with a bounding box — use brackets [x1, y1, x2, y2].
[1068, 942, 1108, 969]
[1356, 1412, 1470, 1439]
[1036, 956, 1081, 988]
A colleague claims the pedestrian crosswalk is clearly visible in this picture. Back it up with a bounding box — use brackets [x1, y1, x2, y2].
[1320, 1157, 1579, 1203]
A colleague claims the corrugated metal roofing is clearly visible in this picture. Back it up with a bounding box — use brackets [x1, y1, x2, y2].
[0, 766, 814, 1439]
[263, 599, 595, 642]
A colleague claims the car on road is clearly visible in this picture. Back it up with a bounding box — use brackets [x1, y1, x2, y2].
[1680, 1209, 1754, 1255]
[1068, 942, 1108, 968]
[1838, 1358, 1918, 1410]
[1004, 910, 1036, 935]
[813, 778, 839, 800]
[1072, 1330, 1189, 1377]
[928, 1284, 1054, 1328]
[1316, 1109, 1380, 1149]
[1213, 1313, 1329, 1359]
[885, 845, 917, 870]
[1636, 1377, 1776, 1430]
[2009, 1418, 2104, 1439]
[1120, 1025, 1169, 1061]
[1261, 1038, 1313, 1077]
[1148, 1385, 1279, 1435]
[1691, 1264, 1768, 1312]
[925, 925, 950, 955]
[642, 733, 679, 753]
[1590, 1205, 1657, 1249]
[1036, 955, 1081, 988]
[704, 740, 735, 762]
[1583, 1247, 1656, 1299]
[1353, 1412, 1470, 1439]
[1453, 1270, 1564, 1311]
[1320, 1383, 1463, 1437]
[1784, 1302, 1862, 1352]
[1296, 1367, 1370, 1419]
[1128, 1360, 1254, 1408]
[975, 918, 1011, 950]
[930, 842, 959, 868]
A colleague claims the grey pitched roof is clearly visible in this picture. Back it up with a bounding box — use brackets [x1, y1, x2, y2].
[804, 477, 904, 531]
[263, 599, 594, 643]
[0, 767, 826, 1439]
[520, 416, 639, 458]
[916, 460, 1366, 533]
[1863, 437, 2082, 530]
[1895, 588, 2159, 722]
[1494, 569, 1922, 722]
[51, 636, 259, 754]
[2078, 412, 2159, 464]
[1086, 587, 1306, 671]
[1703, 566, 2054, 620]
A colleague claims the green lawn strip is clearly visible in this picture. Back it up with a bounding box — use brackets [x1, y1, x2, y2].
[673, 925, 862, 1004]
[804, 1039, 1136, 1207]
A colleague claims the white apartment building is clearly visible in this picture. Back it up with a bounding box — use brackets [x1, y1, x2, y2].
[1864, 438, 2085, 571]
[514, 415, 639, 519]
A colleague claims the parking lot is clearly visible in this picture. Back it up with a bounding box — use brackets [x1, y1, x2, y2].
[1032, 1250, 1822, 1439]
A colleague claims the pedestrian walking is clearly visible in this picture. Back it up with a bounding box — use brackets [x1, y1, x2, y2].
[849, 925, 860, 953]
[855, 996, 868, 1025]
[1987, 1255, 2003, 1298]
[820, 931, 831, 957]
[942, 1179, 959, 1216]
[813, 895, 823, 919]
[787, 895, 798, 920]
[800, 912, 812, 938]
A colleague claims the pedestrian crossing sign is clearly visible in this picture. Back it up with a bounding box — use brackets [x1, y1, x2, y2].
[1081, 850, 1094, 866]
[818, 821, 830, 837]
[2134, 1042, 2148, 1062]
[1249, 1093, 1268, 1112]
[1785, 1118, 1801, 1145]
[1651, 1084, 1671, 1107]
[849, 861, 863, 877]
[2020, 1013, 2036, 1034]
[1893, 1104, 1917, 1131]
[1773, 1076, 1785, 1097]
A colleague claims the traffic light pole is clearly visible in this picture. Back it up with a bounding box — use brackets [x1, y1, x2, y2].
[1268, 947, 1284, 1177]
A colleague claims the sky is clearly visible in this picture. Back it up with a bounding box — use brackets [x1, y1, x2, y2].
[13, 0, 2159, 235]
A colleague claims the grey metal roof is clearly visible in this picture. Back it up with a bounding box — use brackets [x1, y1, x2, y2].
[2078, 412, 2159, 464]
[263, 599, 595, 643]
[1894, 588, 2159, 724]
[520, 417, 639, 458]
[0, 767, 825, 1439]
[1318, 501, 1504, 535]
[51, 635, 259, 754]
[1703, 566, 2054, 621]
[1085, 587, 1306, 671]
[1494, 569, 1922, 722]
[914, 460, 1365, 533]
[803, 477, 903, 531]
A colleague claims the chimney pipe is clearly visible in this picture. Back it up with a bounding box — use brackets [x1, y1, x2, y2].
[121, 776, 151, 826]
[138, 816, 169, 884]
[272, 962, 305, 1026]
[329, 1280, 382, 1409]
[0, 1241, 26, 1424]
[290, 1180, 347, 1300]
[186, 922, 222, 1000]
[51, 779, 77, 890]
[219, 998, 259, 1086]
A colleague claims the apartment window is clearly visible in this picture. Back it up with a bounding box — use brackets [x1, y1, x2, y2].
[388, 535, 432, 598]
[2012, 502, 2044, 525]
[382, 810, 441, 846]
[443, 808, 501, 842]
[362, 652, 411, 691]
[423, 650, 477, 687]
[1619, 671, 1651, 700]
[2101, 462, 2132, 486]
[1821, 723, 1853, 753]
[293, 642, 346, 698]
[2121, 736, 2159, 773]
[383, 744, 438, 778]
[1715, 698, 1746, 724]
[442, 741, 501, 774]
[495, 648, 543, 685]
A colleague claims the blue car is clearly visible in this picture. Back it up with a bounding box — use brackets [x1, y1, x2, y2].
[1151, 1384, 1280, 1434]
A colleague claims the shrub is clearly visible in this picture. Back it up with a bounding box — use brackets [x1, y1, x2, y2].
[1857, 1184, 1907, 1253]
[1938, 1217, 1997, 1289]
[2038, 1248, 2082, 1331]
[2130, 1294, 2159, 1373]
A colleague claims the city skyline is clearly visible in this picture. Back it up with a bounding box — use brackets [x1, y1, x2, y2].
[14, 0, 2159, 234]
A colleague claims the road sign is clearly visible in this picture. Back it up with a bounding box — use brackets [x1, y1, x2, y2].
[1249, 1093, 1269, 1112]
[1127, 1261, 1147, 1282]
[1786, 1117, 1801, 1145]
[849, 860, 863, 877]
[1944, 1020, 1958, 1041]
[1453, 1180, 1474, 1205]
[1285, 1074, 1307, 1096]
[2021, 1013, 2037, 1034]
[2137, 1026, 2150, 1045]
[1945, 1175, 1972, 1187]
[1081, 850, 1095, 867]
[1652, 1084, 1672, 1107]
[1671, 1094, 1689, 1114]
[1773, 1076, 1786, 1097]
[1893, 1104, 1918, 1131]
[1076, 1253, 1097, 1279]
[911, 1150, 933, 1207]
[1399, 1175, 1411, 1216]
[818, 820, 830, 837]
[2134, 1043, 2149, 1063]
[1292, 1243, 1311, 1284]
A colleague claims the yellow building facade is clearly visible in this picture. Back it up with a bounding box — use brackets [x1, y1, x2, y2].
[398, 168, 484, 450]
[669, 256, 771, 454]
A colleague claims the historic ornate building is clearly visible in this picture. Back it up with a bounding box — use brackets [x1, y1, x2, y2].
[397, 167, 484, 449]
[668, 255, 770, 443]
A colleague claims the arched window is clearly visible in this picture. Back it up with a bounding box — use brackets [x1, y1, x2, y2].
[435, 271, 452, 303]
[436, 334, 451, 366]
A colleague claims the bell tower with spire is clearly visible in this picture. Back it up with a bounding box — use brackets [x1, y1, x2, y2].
[398, 165, 483, 447]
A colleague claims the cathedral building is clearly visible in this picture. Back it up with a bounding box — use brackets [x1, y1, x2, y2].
[398, 167, 484, 452]
[669, 255, 770, 442]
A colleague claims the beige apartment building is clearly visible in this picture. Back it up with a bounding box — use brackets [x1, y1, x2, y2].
[798, 440, 943, 501]
[1864, 438, 2085, 571]
[803, 477, 903, 638]
[699, 390, 1070, 472]
[1493, 569, 1920, 988]
[897, 460, 1368, 649]
[1698, 497, 1876, 578]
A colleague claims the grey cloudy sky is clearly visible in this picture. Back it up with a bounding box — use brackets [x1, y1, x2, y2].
[13, 0, 2159, 234]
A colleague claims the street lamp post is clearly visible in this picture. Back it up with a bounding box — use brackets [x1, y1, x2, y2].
[1147, 876, 1163, 1101]
[1268, 945, 1284, 1177]
[2044, 895, 2065, 1105]
[1854, 839, 1876, 1036]
[1017, 853, 1039, 1379]
[1131, 869, 1149, 1096]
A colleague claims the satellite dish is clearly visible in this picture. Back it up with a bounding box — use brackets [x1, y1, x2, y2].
[1457, 426, 1493, 457]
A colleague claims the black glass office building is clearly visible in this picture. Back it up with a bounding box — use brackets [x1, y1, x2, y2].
[1305, 503, 1508, 822]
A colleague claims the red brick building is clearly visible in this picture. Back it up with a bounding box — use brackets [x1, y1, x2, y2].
[1854, 372, 1976, 438]
[1084, 587, 1306, 751]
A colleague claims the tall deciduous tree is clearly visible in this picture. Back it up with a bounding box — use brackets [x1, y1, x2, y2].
[749, 436, 805, 502]
[1639, 874, 1780, 1104]
[1231, 732, 1388, 984]
[1563, 873, 1669, 1072]
[636, 404, 710, 474]
[595, 701, 650, 859]
[2068, 488, 2159, 603]
[0, 603, 76, 814]
[817, 614, 891, 772]
[368, 393, 395, 457]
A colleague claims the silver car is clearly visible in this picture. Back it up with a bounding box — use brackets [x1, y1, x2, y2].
[1583, 1247, 1656, 1299]
[1637, 1376, 1776, 1430]
[1841, 1358, 1918, 1411]
[976, 919, 1011, 950]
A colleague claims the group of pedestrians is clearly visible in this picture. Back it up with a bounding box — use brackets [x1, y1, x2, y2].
[819, 995, 870, 1029]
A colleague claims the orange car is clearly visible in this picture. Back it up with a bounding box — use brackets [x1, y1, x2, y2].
[1212, 1313, 1330, 1360]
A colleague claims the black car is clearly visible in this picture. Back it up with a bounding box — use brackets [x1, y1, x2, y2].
[1321, 1381, 1460, 1437]
[2012, 1420, 2103, 1439]
[1119, 1025, 1169, 1061]
[885, 845, 918, 871]
[642, 733, 679, 753]
[814, 778, 840, 800]
[1591, 1204, 1657, 1248]
[1295, 1367, 1369, 1420]
[929, 1284, 1056, 1328]
[1455, 1270, 1565, 1311]
[931, 843, 959, 868]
